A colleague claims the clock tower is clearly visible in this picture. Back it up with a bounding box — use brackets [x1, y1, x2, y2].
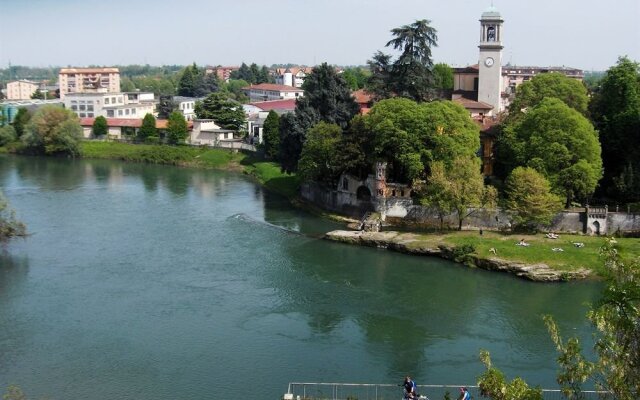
[478, 6, 504, 115]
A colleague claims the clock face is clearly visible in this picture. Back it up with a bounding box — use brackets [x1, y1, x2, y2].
[484, 57, 494, 67]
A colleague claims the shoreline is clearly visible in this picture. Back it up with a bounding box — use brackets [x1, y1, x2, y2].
[324, 230, 593, 282]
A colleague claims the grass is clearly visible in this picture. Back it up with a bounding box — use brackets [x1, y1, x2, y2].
[240, 153, 300, 198]
[409, 231, 640, 274]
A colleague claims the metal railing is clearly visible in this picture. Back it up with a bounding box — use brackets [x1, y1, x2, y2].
[284, 382, 612, 400]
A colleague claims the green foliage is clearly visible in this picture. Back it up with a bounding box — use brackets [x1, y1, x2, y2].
[30, 89, 45, 99]
[0, 191, 27, 244]
[297, 122, 343, 185]
[342, 67, 369, 90]
[367, 19, 439, 101]
[508, 72, 589, 117]
[279, 63, 359, 173]
[194, 92, 246, 131]
[120, 76, 136, 92]
[12, 108, 31, 138]
[219, 79, 250, 103]
[138, 113, 157, 141]
[177, 63, 197, 97]
[544, 316, 594, 399]
[22, 105, 82, 156]
[262, 110, 280, 159]
[504, 167, 563, 230]
[477, 350, 543, 400]
[230, 62, 272, 84]
[433, 63, 454, 90]
[2, 385, 27, 400]
[157, 96, 178, 119]
[542, 239, 640, 400]
[502, 98, 602, 206]
[365, 98, 480, 183]
[92, 115, 108, 138]
[590, 57, 640, 203]
[451, 244, 476, 264]
[166, 111, 188, 145]
[0, 125, 17, 146]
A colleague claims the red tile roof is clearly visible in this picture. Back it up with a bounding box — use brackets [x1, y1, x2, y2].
[243, 83, 304, 92]
[453, 97, 493, 110]
[352, 89, 372, 104]
[79, 117, 193, 130]
[249, 99, 297, 112]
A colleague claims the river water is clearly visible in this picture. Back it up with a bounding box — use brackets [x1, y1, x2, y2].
[0, 155, 601, 399]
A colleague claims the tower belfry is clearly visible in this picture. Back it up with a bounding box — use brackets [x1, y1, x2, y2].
[478, 6, 504, 115]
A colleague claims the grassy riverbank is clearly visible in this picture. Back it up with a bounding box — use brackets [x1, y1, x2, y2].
[81, 141, 300, 198]
[403, 231, 640, 276]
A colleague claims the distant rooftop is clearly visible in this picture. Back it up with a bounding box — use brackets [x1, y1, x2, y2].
[59, 67, 120, 74]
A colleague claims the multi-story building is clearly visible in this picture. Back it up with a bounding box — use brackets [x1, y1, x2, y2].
[274, 67, 313, 88]
[205, 66, 239, 82]
[6, 80, 39, 100]
[242, 83, 304, 102]
[172, 96, 199, 121]
[63, 92, 155, 119]
[58, 67, 120, 99]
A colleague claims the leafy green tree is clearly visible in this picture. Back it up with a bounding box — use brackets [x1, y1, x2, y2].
[177, 64, 197, 97]
[544, 239, 639, 400]
[22, 105, 82, 156]
[333, 114, 374, 180]
[279, 63, 360, 173]
[220, 79, 250, 103]
[258, 66, 273, 84]
[120, 76, 136, 92]
[477, 350, 543, 400]
[262, 110, 280, 159]
[508, 72, 589, 117]
[166, 111, 188, 145]
[589, 57, 640, 202]
[421, 158, 496, 230]
[297, 122, 343, 185]
[365, 98, 480, 183]
[92, 115, 108, 138]
[366, 51, 394, 100]
[137, 113, 157, 141]
[503, 167, 563, 230]
[502, 98, 602, 206]
[30, 89, 45, 100]
[342, 68, 369, 90]
[12, 107, 31, 138]
[432, 63, 454, 90]
[157, 96, 178, 119]
[231, 62, 254, 83]
[368, 19, 439, 101]
[194, 92, 246, 131]
[2, 384, 27, 400]
[0, 191, 27, 244]
[0, 125, 17, 146]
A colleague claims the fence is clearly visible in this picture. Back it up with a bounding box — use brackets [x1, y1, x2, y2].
[284, 382, 612, 400]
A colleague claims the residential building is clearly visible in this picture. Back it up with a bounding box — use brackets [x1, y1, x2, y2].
[190, 120, 237, 146]
[172, 96, 199, 120]
[248, 99, 297, 114]
[6, 80, 39, 100]
[64, 92, 155, 119]
[352, 89, 373, 114]
[242, 83, 304, 102]
[78, 117, 193, 139]
[58, 67, 120, 99]
[274, 67, 313, 88]
[205, 66, 239, 82]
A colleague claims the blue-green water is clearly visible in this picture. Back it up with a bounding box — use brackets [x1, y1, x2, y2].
[0, 155, 600, 399]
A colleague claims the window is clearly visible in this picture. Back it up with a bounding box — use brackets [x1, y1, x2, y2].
[79, 105, 86, 111]
[71, 105, 78, 111]
[87, 105, 94, 111]
[87, 113, 94, 117]
[107, 110, 114, 117]
[79, 113, 86, 117]
[105, 98, 110, 104]
[118, 110, 123, 116]
[131, 108, 136, 115]
[125, 109, 130, 115]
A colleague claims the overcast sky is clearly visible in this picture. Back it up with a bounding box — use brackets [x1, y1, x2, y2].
[1, 0, 638, 71]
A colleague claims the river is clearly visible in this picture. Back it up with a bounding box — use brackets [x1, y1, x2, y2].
[0, 155, 601, 399]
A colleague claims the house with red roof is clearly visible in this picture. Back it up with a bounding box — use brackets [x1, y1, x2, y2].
[78, 117, 193, 139]
[242, 83, 304, 102]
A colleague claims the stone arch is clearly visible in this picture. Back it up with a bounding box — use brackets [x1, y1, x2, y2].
[356, 185, 371, 201]
[592, 220, 601, 235]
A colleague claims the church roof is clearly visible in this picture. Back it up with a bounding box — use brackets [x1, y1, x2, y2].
[481, 5, 502, 19]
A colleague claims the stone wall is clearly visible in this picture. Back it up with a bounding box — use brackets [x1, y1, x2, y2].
[300, 183, 374, 217]
[608, 212, 640, 235]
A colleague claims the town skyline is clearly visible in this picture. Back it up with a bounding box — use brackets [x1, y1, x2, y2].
[1, 0, 639, 71]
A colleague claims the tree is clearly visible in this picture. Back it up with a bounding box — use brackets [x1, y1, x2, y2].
[157, 96, 178, 119]
[432, 63, 454, 90]
[278, 63, 360, 173]
[177, 64, 197, 97]
[366, 51, 394, 100]
[92, 115, 108, 138]
[367, 19, 439, 102]
[508, 72, 589, 117]
[503, 167, 563, 231]
[231, 62, 254, 83]
[166, 111, 188, 145]
[502, 98, 602, 206]
[0, 125, 17, 146]
[421, 158, 497, 230]
[30, 89, 45, 100]
[297, 122, 343, 185]
[590, 57, 640, 202]
[12, 107, 31, 138]
[544, 239, 640, 400]
[120, 76, 136, 92]
[477, 350, 543, 400]
[262, 110, 280, 159]
[366, 98, 480, 183]
[22, 105, 82, 156]
[2, 385, 27, 400]
[220, 79, 250, 103]
[0, 190, 27, 244]
[194, 92, 246, 131]
[342, 68, 368, 90]
[137, 113, 157, 141]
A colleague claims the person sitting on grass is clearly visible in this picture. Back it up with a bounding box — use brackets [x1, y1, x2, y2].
[516, 239, 530, 247]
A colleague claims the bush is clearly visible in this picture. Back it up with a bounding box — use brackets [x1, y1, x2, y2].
[0, 125, 17, 146]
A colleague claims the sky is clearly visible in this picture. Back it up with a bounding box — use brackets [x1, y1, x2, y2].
[1, 0, 639, 71]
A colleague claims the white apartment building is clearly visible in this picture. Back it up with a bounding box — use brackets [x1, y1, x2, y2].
[173, 96, 198, 121]
[64, 92, 155, 119]
[58, 67, 120, 99]
[242, 83, 304, 102]
[6, 80, 39, 100]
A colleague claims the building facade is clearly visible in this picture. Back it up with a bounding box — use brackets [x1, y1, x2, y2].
[58, 67, 121, 99]
[6, 80, 39, 100]
[242, 83, 304, 102]
[64, 92, 155, 119]
[477, 6, 504, 115]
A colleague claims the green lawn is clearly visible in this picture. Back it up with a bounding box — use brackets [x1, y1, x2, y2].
[434, 231, 639, 274]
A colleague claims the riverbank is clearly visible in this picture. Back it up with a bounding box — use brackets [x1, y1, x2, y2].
[325, 230, 640, 281]
[80, 142, 300, 198]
